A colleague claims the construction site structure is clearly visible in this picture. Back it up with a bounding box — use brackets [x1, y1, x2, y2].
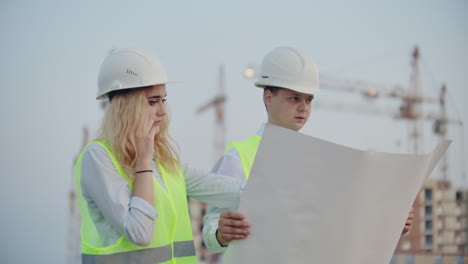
[320, 47, 449, 153]
[317, 46, 467, 261]
[394, 178, 468, 264]
[192, 65, 227, 264]
[67, 127, 89, 264]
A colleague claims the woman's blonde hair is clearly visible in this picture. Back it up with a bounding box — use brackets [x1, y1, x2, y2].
[98, 86, 180, 181]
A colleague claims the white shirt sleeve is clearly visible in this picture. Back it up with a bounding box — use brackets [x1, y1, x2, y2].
[202, 147, 246, 253]
[80, 143, 158, 246]
[183, 159, 245, 210]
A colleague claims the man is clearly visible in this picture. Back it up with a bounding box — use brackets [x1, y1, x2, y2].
[202, 47, 413, 255]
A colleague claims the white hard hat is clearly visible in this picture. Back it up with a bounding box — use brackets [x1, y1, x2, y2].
[255, 47, 320, 95]
[97, 48, 172, 100]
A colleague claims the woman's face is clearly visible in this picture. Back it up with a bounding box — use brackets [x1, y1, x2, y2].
[145, 84, 167, 133]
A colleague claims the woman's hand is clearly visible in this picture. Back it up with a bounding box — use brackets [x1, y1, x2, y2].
[135, 120, 159, 170]
[132, 120, 159, 206]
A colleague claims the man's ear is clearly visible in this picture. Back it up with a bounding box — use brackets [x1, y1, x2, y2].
[264, 90, 272, 106]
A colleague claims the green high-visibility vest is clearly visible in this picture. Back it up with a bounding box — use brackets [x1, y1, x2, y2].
[74, 141, 197, 264]
[225, 135, 262, 179]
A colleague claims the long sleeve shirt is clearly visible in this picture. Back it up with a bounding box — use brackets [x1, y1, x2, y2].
[80, 143, 244, 247]
[202, 124, 264, 253]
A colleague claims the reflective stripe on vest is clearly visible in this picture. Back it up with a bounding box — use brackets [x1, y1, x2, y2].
[82, 241, 195, 264]
[74, 141, 196, 264]
[225, 135, 261, 179]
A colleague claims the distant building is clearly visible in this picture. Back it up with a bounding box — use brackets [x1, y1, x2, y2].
[393, 178, 467, 263]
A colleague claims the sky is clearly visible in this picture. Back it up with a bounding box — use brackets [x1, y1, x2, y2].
[1, 1, 467, 263]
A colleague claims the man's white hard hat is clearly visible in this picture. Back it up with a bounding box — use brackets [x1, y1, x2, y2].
[255, 47, 320, 95]
[96, 48, 172, 100]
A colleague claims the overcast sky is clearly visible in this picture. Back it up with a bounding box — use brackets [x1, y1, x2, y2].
[1, 1, 467, 263]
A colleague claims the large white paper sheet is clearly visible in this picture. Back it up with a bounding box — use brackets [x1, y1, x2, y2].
[224, 124, 451, 264]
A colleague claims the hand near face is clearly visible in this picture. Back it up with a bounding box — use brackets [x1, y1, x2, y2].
[216, 211, 251, 247]
[135, 120, 159, 168]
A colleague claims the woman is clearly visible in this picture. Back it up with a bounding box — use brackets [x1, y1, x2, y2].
[74, 48, 243, 264]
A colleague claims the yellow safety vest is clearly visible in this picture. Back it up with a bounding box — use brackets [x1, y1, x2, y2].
[225, 135, 262, 179]
[74, 141, 197, 264]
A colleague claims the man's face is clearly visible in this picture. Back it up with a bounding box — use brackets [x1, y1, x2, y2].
[264, 88, 313, 131]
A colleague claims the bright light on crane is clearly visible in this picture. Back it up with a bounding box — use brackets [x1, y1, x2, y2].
[243, 64, 256, 79]
[365, 88, 379, 99]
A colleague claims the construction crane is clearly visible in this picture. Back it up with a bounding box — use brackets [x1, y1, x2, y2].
[321, 47, 437, 154]
[315, 46, 465, 258]
[193, 65, 227, 264]
[67, 126, 89, 264]
[196, 65, 227, 158]
[319, 47, 463, 179]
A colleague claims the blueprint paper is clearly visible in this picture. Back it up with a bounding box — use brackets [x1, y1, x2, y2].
[223, 124, 451, 264]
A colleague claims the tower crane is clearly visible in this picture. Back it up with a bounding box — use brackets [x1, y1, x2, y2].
[193, 65, 227, 263]
[317, 46, 464, 257]
[67, 126, 89, 264]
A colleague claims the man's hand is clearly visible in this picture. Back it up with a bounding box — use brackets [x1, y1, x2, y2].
[401, 207, 414, 235]
[216, 211, 251, 247]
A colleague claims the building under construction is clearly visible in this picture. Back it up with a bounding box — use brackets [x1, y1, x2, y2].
[393, 178, 468, 263]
